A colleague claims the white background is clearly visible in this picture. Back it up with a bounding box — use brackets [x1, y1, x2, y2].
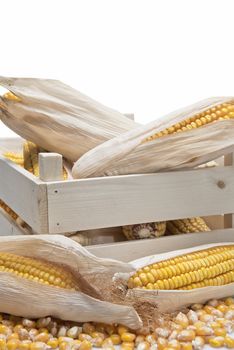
[1, 0, 234, 138]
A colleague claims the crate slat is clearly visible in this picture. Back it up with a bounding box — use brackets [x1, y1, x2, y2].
[46, 166, 234, 233]
[87, 229, 234, 262]
[0, 156, 48, 233]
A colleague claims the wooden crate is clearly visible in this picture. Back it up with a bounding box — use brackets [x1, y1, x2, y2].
[0, 137, 234, 261]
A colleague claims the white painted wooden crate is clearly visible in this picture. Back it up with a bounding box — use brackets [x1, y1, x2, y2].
[0, 137, 234, 261]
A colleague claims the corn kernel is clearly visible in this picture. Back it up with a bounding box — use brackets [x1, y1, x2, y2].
[224, 336, 234, 348]
[79, 340, 92, 350]
[47, 339, 59, 349]
[177, 330, 195, 342]
[110, 334, 121, 345]
[209, 336, 224, 348]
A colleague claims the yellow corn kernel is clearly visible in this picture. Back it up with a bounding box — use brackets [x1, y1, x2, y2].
[79, 340, 92, 350]
[157, 337, 168, 350]
[110, 335, 121, 345]
[177, 330, 195, 342]
[121, 333, 136, 343]
[135, 336, 146, 346]
[167, 340, 181, 350]
[7, 340, 20, 350]
[136, 341, 150, 350]
[180, 343, 192, 350]
[47, 339, 59, 349]
[59, 342, 70, 350]
[225, 297, 234, 306]
[174, 313, 189, 329]
[0, 326, 9, 335]
[0, 339, 6, 350]
[214, 328, 226, 337]
[8, 334, 19, 341]
[195, 326, 214, 336]
[34, 333, 49, 343]
[117, 326, 129, 336]
[209, 336, 225, 348]
[92, 337, 103, 347]
[120, 342, 134, 350]
[192, 336, 205, 350]
[19, 341, 31, 350]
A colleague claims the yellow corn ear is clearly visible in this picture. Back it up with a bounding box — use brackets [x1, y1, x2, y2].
[167, 217, 210, 234]
[128, 245, 234, 290]
[0, 251, 78, 290]
[122, 222, 166, 240]
[145, 102, 234, 142]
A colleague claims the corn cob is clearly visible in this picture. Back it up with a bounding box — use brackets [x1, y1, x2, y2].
[167, 217, 210, 235]
[23, 141, 44, 177]
[3, 152, 24, 166]
[0, 251, 77, 290]
[128, 245, 234, 290]
[146, 102, 234, 142]
[122, 222, 166, 240]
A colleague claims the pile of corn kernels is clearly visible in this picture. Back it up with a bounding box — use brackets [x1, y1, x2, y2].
[0, 297, 233, 350]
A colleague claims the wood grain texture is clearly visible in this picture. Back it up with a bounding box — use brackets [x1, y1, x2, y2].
[87, 229, 234, 261]
[0, 156, 48, 233]
[47, 166, 234, 233]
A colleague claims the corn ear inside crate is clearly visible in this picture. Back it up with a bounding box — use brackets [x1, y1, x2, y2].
[0, 136, 234, 261]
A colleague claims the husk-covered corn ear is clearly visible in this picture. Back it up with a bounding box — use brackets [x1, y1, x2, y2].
[0, 235, 141, 329]
[122, 222, 166, 240]
[0, 77, 138, 161]
[73, 98, 234, 178]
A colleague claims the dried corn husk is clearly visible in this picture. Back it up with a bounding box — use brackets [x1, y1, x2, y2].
[117, 242, 234, 314]
[0, 235, 141, 329]
[72, 97, 234, 178]
[0, 77, 138, 161]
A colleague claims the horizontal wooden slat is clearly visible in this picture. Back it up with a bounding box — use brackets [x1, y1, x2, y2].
[47, 166, 234, 233]
[87, 229, 234, 262]
[0, 156, 48, 233]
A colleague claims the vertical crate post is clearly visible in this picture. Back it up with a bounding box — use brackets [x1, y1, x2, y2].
[224, 153, 234, 228]
[39, 153, 63, 182]
[38, 153, 64, 233]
